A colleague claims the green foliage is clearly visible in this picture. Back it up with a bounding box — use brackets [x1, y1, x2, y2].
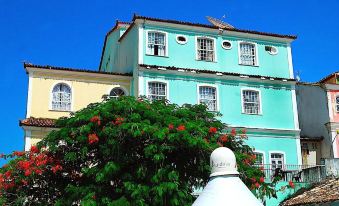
[0, 96, 280, 205]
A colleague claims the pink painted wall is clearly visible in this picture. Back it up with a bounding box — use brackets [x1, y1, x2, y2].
[328, 90, 339, 158]
[328, 90, 339, 122]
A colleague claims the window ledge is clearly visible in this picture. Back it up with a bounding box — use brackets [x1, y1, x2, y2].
[195, 59, 218, 63]
[239, 64, 259, 67]
[241, 112, 263, 116]
[49, 109, 72, 112]
[145, 54, 169, 58]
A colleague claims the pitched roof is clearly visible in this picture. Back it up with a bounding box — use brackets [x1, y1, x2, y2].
[281, 178, 339, 206]
[318, 72, 338, 83]
[120, 14, 297, 41]
[98, 21, 130, 70]
[24, 63, 132, 76]
[139, 64, 295, 82]
[19, 117, 57, 128]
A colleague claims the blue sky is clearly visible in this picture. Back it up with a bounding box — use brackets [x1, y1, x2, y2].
[1, 0, 339, 165]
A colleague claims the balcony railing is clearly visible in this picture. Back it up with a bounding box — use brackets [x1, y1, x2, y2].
[254, 164, 326, 183]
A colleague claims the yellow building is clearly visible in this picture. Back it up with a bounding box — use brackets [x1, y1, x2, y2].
[20, 63, 132, 150]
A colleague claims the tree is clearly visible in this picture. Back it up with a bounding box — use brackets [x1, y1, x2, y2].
[0, 97, 283, 205]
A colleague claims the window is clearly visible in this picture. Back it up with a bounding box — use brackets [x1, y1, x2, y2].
[176, 35, 187, 44]
[147, 31, 166, 56]
[242, 90, 261, 114]
[254, 152, 264, 165]
[109, 87, 125, 99]
[239, 42, 257, 66]
[336, 95, 339, 112]
[51, 83, 71, 111]
[221, 40, 232, 49]
[270, 153, 284, 170]
[197, 37, 215, 61]
[148, 82, 167, 101]
[265, 46, 278, 55]
[199, 86, 217, 111]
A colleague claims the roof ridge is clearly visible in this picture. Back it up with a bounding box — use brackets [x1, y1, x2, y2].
[24, 62, 132, 76]
[132, 14, 297, 39]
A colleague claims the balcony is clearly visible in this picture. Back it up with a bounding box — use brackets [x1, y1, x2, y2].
[255, 164, 326, 183]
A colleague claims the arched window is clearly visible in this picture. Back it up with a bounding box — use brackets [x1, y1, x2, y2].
[51, 83, 71, 111]
[109, 87, 126, 99]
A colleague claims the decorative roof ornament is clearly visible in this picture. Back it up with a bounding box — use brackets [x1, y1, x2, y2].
[206, 16, 235, 29]
[193, 147, 263, 206]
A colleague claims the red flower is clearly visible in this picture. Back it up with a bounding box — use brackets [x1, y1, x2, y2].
[90, 116, 101, 126]
[220, 134, 228, 143]
[88, 134, 99, 144]
[92, 195, 96, 200]
[168, 124, 174, 130]
[24, 170, 32, 177]
[255, 182, 260, 188]
[177, 125, 186, 131]
[259, 177, 265, 183]
[17, 160, 31, 170]
[231, 128, 236, 136]
[13, 151, 25, 157]
[289, 180, 295, 188]
[51, 165, 63, 174]
[250, 177, 256, 183]
[209, 127, 217, 134]
[30, 145, 39, 153]
[35, 169, 43, 175]
[4, 171, 11, 178]
[113, 117, 124, 125]
[241, 128, 247, 134]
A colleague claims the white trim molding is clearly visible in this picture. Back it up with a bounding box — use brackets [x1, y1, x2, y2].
[195, 36, 217, 62]
[196, 83, 220, 112]
[145, 79, 170, 100]
[176, 35, 188, 45]
[107, 85, 129, 96]
[221, 40, 232, 50]
[24, 129, 32, 151]
[238, 41, 259, 67]
[138, 73, 145, 96]
[240, 87, 262, 115]
[287, 44, 294, 79]
[138, 25, 144, 64]
[26, 72, 33, 118]
[145, 30, 169, 57]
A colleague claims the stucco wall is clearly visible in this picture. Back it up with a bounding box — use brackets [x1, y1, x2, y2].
[142, 25, 291, 78]
[296, 84, 332, 158]
[28, 71, 131, 119]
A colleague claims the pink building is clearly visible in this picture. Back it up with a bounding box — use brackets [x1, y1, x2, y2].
[321, 73, 339, 158]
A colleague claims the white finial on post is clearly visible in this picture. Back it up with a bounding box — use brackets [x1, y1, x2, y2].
[193, 147, 264, 206]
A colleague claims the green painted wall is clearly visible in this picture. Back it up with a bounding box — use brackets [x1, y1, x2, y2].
[141, 71, 296, 130]
[142, 25, 291, 79]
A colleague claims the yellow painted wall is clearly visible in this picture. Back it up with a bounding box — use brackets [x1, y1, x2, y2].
[28, 70, 131, 119]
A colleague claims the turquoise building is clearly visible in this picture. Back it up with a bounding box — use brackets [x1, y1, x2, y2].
[100, 15, 301, 205]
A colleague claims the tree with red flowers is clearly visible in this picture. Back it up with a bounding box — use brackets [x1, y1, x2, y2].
[1, 97, 283, 205]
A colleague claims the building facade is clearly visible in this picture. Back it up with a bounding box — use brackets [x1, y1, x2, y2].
[100, 15, 301, 168]
[21, 15, 304, 205]
[20, 64, 132, 150]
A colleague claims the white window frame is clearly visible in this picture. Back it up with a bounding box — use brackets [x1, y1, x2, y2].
[221, 40, 232, 50]
[145, 30, 168, 57]
[49, 82, 73, 112]
[335, 94, 339, 113]
[176, 35, 188, 45]
[269, 151, 287, 169]
[253, 150, 266, 165]
[238, 41, 259, 66]
[145, 79, 169, 101]
[197, 83, 219, 112]
[195, 36, 217, 62]
[108, 86, 129, 99]
[241, 88, 262, 115]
